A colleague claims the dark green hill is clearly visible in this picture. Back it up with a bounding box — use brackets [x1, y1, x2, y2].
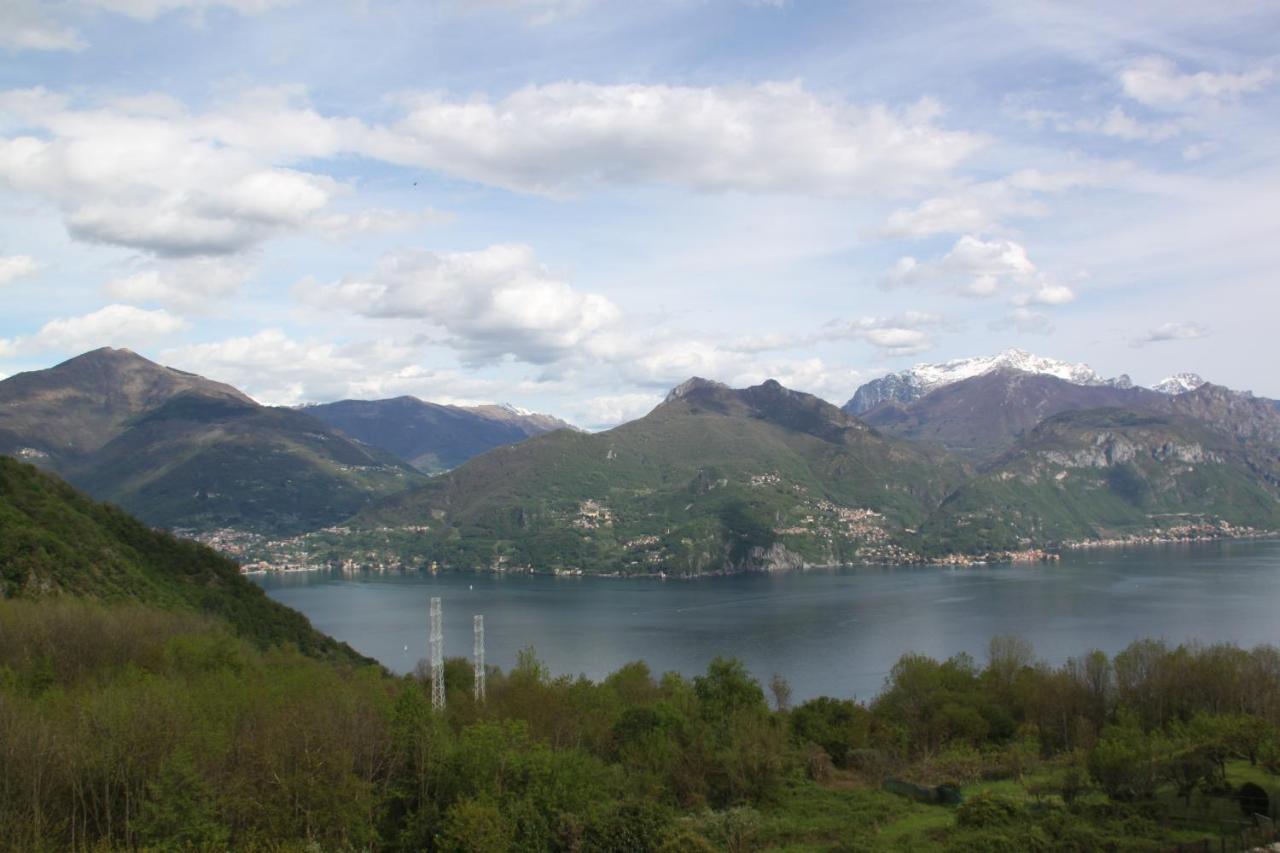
[918, 407, 1280, 552]
[0, 349, 425, 535]
[0, 455, 363, 661]
[303, 395, 573, 473]
[344, 378, 969, 574]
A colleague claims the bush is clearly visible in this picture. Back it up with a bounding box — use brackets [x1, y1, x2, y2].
[955, 792, 1023, 829]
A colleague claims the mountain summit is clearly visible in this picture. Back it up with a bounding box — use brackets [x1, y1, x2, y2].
[844, 348, 1126, 414]
[0, 347, 254, 461]
[0, 349, 422, 535]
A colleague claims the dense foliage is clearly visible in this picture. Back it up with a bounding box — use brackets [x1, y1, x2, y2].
[0, 456, 363, 661]
[2, 596, 1278, 851]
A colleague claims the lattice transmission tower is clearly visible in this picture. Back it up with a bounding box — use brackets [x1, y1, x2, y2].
[429, 596, 445, 711]
[473, 615, 486, 703]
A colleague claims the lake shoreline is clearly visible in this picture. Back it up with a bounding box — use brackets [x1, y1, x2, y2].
[237, 528, 1278, 579]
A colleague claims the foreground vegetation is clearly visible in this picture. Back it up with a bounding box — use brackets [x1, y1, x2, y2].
[2, 599, 1279, 851]
[0, 455, 364, 662]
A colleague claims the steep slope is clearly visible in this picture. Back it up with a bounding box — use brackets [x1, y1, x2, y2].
[337, 378, 968, 575]
[0, 456, 364, 661]
[918, 408, 1280, 553]
[844, 349, 1127, 414]
[862, 370, 1167, 461]
[70, 393, 423, 535]
[0, 349, 425, 535]
[0, 347, 252, 469]
[303, 396, 573, 473]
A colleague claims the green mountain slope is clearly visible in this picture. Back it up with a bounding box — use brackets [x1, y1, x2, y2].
[344, 378, 969, 574]
[70, 392, 423, 535]
[0, 349, 425, 535]
[0, 456, 363, 661]
[918, 408, 1280, 552]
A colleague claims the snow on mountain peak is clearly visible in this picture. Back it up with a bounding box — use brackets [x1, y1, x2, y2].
[844, 349, 1115, 413]
[1153, 373, 1207, 395]
[908, 348, 1104, 393]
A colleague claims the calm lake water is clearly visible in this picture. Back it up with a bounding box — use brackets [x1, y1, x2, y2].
[254, 539, 1280, 701]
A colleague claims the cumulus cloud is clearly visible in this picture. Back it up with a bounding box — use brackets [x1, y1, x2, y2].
[1132, 321, 1210, 347]
[889, 235, 1075, 307]
[0, 92, 337, 256]
[1121, 56, 1273, 108]
[160, 328, 569, 407]
[376, 83, 983, 197]
[0, 81, 980, 259]
[0, 304, 189, 355]
[0, 88, 438, 258]
[295, 244, 621, 366]
[0, 255, 40, 285]
[892, 235, 1033, 296]
[103, 256, 249, 312]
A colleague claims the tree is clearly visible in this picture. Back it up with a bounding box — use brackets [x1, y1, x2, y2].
[768, 673, 792, 712]
[435, 799, 511, 853]
[134, 752, 229, 851]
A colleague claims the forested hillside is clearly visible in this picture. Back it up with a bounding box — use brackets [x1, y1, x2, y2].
[0, 456, 363, 661]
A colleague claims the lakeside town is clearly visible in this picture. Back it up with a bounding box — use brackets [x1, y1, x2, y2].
[181, 516, 1274, 578]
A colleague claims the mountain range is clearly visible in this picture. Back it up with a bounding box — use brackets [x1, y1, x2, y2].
[0, 349, 567, 536]
[2, 346, 1278, 574]
[301, 396, 573, 473]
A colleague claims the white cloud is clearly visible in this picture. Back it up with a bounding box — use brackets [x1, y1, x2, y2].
[724, 311, 944, 358]
[0, 255, 40, 285]
[0, 0, 85, 52]
[0, 304, 189, 355]
[1013, 282, 1075, 306]
[1095, 106, 1185, 142]
[892, 235, 1032, 295]
[890, 235, 1076, 306]
[574, 392, 662, 429]
[103, 256, 248, 312]
[160, 328, 566, 407]
[1019, 105, 1189, 142]
[1132, 321, 1210, 347]
[378, 83, 983, 197]
[819, 312, 945, 357]
[880, 165, 1123, 239]
[295, 244, 621, 366]
[1121, 56, 1273, 108]
[0, 93, 337, 256]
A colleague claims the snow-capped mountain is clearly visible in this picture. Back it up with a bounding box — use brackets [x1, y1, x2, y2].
[1153, 373, 1208, 395]
[844, 349, 1129, 414]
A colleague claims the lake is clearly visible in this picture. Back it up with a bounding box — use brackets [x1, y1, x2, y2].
[254, 539, 1280, 701]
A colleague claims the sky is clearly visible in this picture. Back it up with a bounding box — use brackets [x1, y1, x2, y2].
[0, 0, 1276, 427]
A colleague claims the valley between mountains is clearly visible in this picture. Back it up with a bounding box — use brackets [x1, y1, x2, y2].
[3, 347, 1279, 576]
